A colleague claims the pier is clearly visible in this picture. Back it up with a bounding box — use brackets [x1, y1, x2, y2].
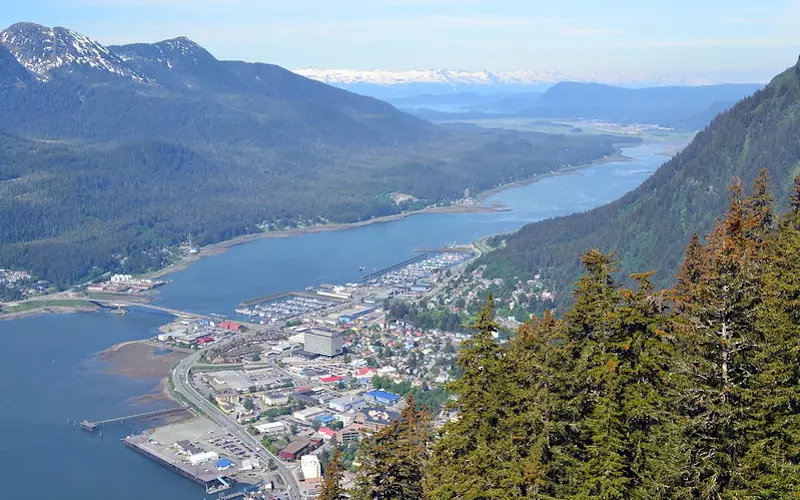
[80, 406, 189, 432]
[362, 253, 429, 282]
[123, 435, 233, 493]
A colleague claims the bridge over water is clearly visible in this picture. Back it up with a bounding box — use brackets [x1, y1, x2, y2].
[89, 299, 210, 319]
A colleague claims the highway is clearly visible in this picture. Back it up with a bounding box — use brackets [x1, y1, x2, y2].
[171, 350, 302, 499]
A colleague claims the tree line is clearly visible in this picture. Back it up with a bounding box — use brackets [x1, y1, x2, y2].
[319, 170, 800, 498]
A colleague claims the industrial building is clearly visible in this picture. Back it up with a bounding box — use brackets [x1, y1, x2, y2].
[303, 328, 344, 357]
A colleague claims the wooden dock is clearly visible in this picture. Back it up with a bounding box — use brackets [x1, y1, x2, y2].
[80, 406, 188, 431]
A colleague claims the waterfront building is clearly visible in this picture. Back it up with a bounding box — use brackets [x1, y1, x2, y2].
[303, 328, 344, 357]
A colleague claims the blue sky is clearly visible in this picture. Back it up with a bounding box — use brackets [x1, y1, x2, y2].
[4, 0, 800, 82]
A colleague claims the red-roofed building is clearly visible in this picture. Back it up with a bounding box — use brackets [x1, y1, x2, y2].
[320, 375, 343, 384]
[317, 427, 336, 440]
[356, 367, 377, 377]
[197, 336, 215, 345]
[218, 321, 245, 332]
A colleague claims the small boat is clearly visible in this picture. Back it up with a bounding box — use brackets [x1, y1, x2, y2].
[358, 266, 365, 271]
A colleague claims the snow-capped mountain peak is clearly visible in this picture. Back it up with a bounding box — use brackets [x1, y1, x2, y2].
[0, 22, 143, 81]
[293, 68, 569, 87]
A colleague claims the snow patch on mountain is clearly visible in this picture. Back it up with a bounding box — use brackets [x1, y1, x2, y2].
[0, 22, 143, 81]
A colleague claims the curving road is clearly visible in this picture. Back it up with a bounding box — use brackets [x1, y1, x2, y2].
[171, 350, 301, 499]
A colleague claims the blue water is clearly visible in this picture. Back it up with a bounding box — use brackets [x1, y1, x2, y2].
[156, 141, 678, 314]
[0, 140, 683, 499]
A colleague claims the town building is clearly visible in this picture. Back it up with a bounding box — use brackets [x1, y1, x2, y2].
[336, 423, 365, 443]
[262, 393, 289, 406]
[303, 328, 344, 357]
[354, 408, 400, 432]
[217, 321, 246, 332]
[365, 390, 402, 406]
[293, 406, 325, 422]
[300, 455, 322, 481]
[278, 438, 322, 461]
[255, 421, 286, 435]
[188, 451, 219, 466]
[328, 394, 366, 413]
[215, 391, 240, 406]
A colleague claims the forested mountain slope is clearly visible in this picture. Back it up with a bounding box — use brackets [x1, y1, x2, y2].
[0, 22, 626, 287]
[480, 56, 800, 308]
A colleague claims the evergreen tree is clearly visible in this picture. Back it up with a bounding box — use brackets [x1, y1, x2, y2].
[742, 176, 800, 497]
[319, 445, 348, 500]
[672, 233, 705, 312]
[424, 296, 513, 499]
[502, 310, 568, 498]
[673, 180, 768, 498]
[552, 250, 622, 496]
[354, 393, 430, 500]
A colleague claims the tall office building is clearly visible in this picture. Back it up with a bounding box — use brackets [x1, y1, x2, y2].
[304, 328, 344, 357]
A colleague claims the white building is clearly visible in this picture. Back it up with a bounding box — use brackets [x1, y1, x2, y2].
[304, 328, 344, 357]
[110, 274, 132, 283]
[262, 393, 290, 406]
[300, 454, 321, 481]
[188, 451, 219, 466]
[293, 406, 324, 422]
[255, 421, 287, 435]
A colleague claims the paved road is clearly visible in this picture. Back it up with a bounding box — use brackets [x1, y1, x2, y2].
[171, 351, 302, 500]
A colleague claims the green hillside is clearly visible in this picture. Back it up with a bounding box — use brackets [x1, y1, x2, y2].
[0, 24, 627, 287]
[479, 56, 800, 310]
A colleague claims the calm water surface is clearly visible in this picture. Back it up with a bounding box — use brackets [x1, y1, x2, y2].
[0, 140, 684, 499]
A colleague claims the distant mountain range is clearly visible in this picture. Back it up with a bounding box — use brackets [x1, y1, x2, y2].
[0, 22, 625, 288]
[294, 68, 766, 99]
[478, 55, 800, 309]
[397, 82, 764, 130]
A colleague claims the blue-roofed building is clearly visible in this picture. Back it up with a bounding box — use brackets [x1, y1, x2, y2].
[365, 390, 402, 406]
[315, 414, 336, 424]
[216, 458, 233, 471]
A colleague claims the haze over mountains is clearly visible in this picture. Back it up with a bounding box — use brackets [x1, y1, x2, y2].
[295, 67, 764, 99]
[396, 82, 764, 130]
[0, 22, 624, 288]
[479, 55, 800, 309]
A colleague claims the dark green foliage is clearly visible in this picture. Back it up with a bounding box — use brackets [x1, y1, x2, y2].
[353, 394, 430, 500]
[387, 300, 470, 333]
[319, 446, 347, 500]
[479, 56, 800, 312]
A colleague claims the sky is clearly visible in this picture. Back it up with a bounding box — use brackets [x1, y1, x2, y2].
[3, 0, 800, 82]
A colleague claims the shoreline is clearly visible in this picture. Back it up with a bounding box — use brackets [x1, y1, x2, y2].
[141, 203, 502, 280]
[142, 148, 634, 281]
[2, 139, 659, 318]
[0, 303, 99, 321]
